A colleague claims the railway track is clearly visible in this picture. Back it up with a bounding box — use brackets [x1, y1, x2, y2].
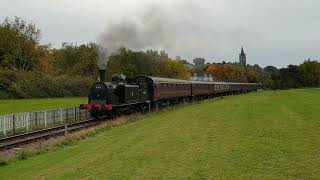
[0, 118, 103, 151]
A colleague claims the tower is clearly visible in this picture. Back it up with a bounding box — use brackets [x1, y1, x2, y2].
[239, 46, 246, 67]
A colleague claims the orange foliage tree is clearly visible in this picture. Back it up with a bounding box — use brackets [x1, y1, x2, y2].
[206, 64, 251, 82]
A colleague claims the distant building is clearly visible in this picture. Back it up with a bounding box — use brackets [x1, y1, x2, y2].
[239, 46, 247, 67]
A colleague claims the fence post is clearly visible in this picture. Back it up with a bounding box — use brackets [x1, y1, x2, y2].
[26, 113, 29, 131]
[78, 108, 81, 121]
[3, 116, 6, 136]
[66, 109, 69, 123]
[60, 109, 63, 124]
[53, 110, 56, 125]
[35, 112, 38, 128]
[21, 113, 24, 130]
[74, 107, 77, 122]
[21, 114, 24, 129]
[12, 114, 16, 134]
[44, 111, 47, 127]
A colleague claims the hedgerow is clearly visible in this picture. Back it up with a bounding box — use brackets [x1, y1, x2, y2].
[0, 70, 95, 99]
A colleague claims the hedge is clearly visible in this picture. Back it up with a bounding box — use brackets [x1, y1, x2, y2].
[0, 70, 95, 99]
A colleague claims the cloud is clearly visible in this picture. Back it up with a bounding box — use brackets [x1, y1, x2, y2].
[1, 0, 320, 67]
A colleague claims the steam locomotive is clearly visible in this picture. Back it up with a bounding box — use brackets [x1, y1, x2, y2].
[81, 70, 261, 118]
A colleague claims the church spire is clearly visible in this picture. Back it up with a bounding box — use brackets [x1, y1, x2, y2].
[240, 46, 245, 56]
[239, 46, 246, 67]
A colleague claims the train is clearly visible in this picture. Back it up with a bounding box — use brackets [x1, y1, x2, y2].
[80, 70, 262, 118]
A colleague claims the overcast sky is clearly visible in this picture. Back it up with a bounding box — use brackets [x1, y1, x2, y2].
[1, 0, 320, 67]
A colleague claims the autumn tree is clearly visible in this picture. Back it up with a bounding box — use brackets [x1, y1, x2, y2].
[206, 64, 246, 82]
[0, 17, 42, 70]
[158, 59, 190, 80]
[34, 45, 57, 74]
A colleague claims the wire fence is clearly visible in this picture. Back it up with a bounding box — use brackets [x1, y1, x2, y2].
[0, 107, 89, 137]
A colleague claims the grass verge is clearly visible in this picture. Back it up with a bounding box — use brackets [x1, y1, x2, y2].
[0, 97, 87, 115]
[0, 114, 143, 166]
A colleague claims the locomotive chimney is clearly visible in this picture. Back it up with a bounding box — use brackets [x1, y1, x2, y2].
[97, 46, 108, 82]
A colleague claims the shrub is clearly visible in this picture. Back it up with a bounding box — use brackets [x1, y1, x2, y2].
[0, 70, 95, 99]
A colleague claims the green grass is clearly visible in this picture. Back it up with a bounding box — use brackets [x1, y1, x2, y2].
[0, 97, 87, 115]
[1, 89, 320, 179]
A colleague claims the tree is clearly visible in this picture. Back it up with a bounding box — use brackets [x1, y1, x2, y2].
[206, 64, 248, 82]
[264, 66, 278, 75]
[261, 66, 279, 88]
[158, 59, 190, 80]
[270, 71, 281, 90]
[107, 48, 190, 80]
[299, 60, 320, 87]
[34, 44, 56, 74]
[193, 58, 206, 65]
[0, 17, 41, 70]
[245, 69, 258, 83]
[55, 42, 99, 77]
[278, 65, 303, 89]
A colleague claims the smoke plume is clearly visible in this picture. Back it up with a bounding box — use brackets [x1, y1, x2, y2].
[96, 2, 202, 68]
[97, 1, 256, 69]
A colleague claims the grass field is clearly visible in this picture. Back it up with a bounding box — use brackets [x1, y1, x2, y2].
[0, 89, 319, 179]
[0, 97, 87, 115]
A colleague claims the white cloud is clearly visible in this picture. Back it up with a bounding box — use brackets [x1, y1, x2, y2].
[1, 0, 320, 67]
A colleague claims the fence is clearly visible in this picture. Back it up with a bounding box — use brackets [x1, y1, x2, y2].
[0, 107, 89, 137]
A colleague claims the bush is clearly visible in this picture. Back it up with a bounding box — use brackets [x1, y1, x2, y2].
[0, 70, 95, 99]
